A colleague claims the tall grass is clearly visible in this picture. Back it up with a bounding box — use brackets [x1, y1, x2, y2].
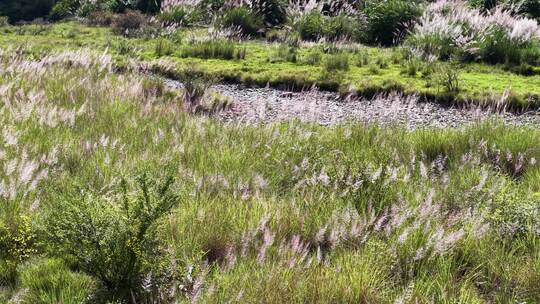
[180, 40, 246, 60]
[407, 0, 540, 65]
[0, 46, 540, 303]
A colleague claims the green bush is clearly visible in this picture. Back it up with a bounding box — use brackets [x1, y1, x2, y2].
[158, 5, 202, 27]
[364, 0, 423, 46]
[219, 7, 264, 36]
[18, 258, 97, 304]
[295, 10, 325, 41]
[45, 174, 181, 301]
[492, 186, 540, 235]
[0, 215, 37, 286]
[49, 0, 77, 20]
[251, 0, 287, 26]
[323, 14, 363, 42]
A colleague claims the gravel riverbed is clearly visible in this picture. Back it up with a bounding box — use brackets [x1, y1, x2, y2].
[165, 79, 540, 128]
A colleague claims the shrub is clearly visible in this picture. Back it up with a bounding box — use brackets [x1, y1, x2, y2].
[219, 7, 264, 37]
[111, 9, 148, 36]
[181, 40, 244, 60]
[158, 5, 202, 27]
[86, 10, 115, 26]
[407, 0, 540, 65]
[18, 258, 97, 303]
[49, 0, 79, 20]
[251, 0, 287, 26]
[323, 53, 350, 72]
[295, 10, 325, 41]
[364, 0, 423, 46]
[323, 14, 363, 42]
[0, 214, 37, 286]
[45, 174, 181, 301]
[491, 186, 540, 235]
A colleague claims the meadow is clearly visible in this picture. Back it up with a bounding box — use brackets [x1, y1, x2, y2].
[1, 0, 540, 303]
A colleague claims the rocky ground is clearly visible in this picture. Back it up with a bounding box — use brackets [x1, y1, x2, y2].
[165, 79, 540, 128]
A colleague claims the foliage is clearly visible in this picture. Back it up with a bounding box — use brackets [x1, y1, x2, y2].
[431, 62, 461, 93]
[323, 52, 350, 72]
[0, 215, 36, 286]
[181, 40, 244, 60]
[295, 10, 325, 41]
[268, 44, 298, 63]
[158, 5, 202, 27]
[491, 186, 540, 235]
[219, 6, 264, 36]
[176, 64, 218, 111]
[18, 258, 97, 304]
[45, 174, 181, 301]
[154, 38, 174, 57]
[407, 0, 540, 65]
[323, 14, 364, 42]
[364, 0, 423, 46]
[251, 0, 287, 26]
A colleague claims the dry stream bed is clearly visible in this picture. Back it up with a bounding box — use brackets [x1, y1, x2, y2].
[165, 79, 540, 128]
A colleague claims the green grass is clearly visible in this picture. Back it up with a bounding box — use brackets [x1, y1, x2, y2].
[1, 22, 540, 303]
[1, 21, 540, 109]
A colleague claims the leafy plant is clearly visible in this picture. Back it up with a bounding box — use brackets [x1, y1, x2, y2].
[158, 5, 202, 27]
[323, 14, 363, 42]
[364, 0, 423, 46]
[295, 10, 324, 41]
[0, 214, 36, 286]
[45, 174, 181, 301]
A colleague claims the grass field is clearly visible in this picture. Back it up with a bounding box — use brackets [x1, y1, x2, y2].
[2, 21, 540, 109]
[1, 16, 540, 304]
